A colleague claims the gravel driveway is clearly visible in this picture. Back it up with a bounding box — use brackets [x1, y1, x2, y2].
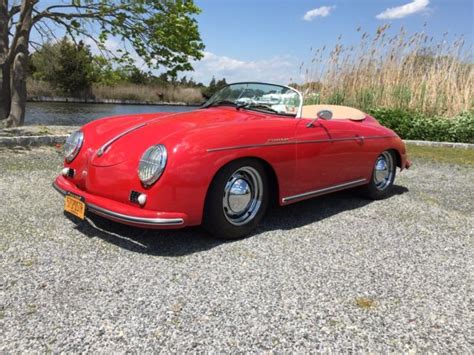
[0, 146, 472, 352]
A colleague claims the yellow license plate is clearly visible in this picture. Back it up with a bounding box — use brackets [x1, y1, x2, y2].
[64, 194, 86, 220]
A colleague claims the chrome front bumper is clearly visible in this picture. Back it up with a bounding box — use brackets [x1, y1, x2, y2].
[53, 180, 185, 227]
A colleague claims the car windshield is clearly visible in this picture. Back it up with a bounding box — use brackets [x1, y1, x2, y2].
[203, 82, 302, 117]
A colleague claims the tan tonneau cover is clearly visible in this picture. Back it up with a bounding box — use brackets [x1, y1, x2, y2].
[301, 105, 366, 120]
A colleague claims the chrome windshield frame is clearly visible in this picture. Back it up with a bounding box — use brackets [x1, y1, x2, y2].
[203, 82, 304, 118]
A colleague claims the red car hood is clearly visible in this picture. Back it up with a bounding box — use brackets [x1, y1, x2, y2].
[85, 107, 262, 167]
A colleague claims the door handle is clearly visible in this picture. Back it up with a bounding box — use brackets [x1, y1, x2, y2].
[354, 135, 365, 143]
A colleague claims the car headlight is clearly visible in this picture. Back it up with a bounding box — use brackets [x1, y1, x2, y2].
[64, 130, 84, 162]
[138, 144, 167, 186]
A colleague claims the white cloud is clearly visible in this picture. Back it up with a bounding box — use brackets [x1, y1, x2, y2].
[186, 51, 303, 85]
[83, 37, 119, 54]
[303, 6, 335, 21]
[376, 0, 430, 20]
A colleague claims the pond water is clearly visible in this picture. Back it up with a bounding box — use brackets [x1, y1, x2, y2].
[25, 102, 199, 126]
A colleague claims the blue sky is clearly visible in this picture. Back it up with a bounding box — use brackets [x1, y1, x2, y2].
[30, 1, 473, 84]
[187, 0, 473, 84]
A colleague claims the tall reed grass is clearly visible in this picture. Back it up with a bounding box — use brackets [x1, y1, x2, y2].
[301, 25, 473, 117]
[92, 84, 203, 104]
[27, 80, 203, 105]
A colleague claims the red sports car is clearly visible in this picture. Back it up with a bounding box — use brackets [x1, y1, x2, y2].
[53, 82, 411, 239]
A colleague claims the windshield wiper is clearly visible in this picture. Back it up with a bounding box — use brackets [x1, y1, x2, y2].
[242, 103, 280, 114]
[202, 100, 237, 108]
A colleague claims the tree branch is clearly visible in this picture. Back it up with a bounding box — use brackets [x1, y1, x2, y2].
[33, 2, 122, 24]
[8, 5, 21, 19]
[52, 16, 120, 61]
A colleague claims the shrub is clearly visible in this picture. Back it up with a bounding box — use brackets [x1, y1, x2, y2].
[30, 38, 96, 96]
[368, 108, 474, 143]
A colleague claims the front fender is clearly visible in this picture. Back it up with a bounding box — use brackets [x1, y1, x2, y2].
[150, 120, 298, 225]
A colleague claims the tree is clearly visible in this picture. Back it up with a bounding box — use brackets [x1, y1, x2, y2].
[31, 38, 97, 95]
[208, 76, 216, 91]
[127, 66, 149, 85]
[91, 56, 128, 86]
[0, 0, 204, 127]
[202, 76, 227, 98]
[216, 78, 227, 90]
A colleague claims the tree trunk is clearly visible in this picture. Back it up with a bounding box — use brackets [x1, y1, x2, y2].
[0, 64, 11, 121]
[7, 51, 27, 127]
[0, 0, 10, 121]
[4, 0, 33, 127]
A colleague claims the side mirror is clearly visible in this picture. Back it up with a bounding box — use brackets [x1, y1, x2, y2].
[317, 110, 333, 120]
[306, 109, 333, 128]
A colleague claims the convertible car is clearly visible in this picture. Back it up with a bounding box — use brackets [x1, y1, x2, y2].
[53, 82, 411, 239]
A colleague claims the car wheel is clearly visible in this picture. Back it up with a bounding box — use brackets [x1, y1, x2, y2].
[362, 150, 397, 200]
[203, 159, 269, 239]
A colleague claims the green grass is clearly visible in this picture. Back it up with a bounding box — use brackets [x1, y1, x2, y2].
[406, 144, 474, 166]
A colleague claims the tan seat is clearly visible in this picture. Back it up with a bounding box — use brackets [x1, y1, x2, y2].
[301, 105, 367, 121]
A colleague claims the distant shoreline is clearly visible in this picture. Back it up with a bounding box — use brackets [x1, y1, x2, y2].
[27, 96, 202, 107]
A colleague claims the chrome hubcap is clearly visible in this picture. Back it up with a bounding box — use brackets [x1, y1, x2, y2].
[374, 152, 394, 190]
[223, 167, 263, 226]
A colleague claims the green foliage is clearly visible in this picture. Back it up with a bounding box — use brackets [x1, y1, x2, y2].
[29, 42, 59, 82]
[85, 0, 205, 76]
[127, 67, 150, 85]
[356, 89, 376, 111]
[29, 39, 209, 93]
[92, 56, 128, 86]
[391, 86, 412, 110]
[303, 93, 320, 105]
[29, 1, 206, 87]
[30, 39, 97, 95]
[327, 90, 346, 105]
[368, 108, 474, 143]
[56, 41, 97, 95]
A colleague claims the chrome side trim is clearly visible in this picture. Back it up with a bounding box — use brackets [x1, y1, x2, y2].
[87, 204, 184, 226]
[95, 112, 185, 157]
[363, 135, 397, 140]
[97, 123, 147, 156]
[208, 141, 295, 152]
[281, 178, 368, 203]
[52, 182, 184, 226]
[52, 182, 67, 195]
[207, 135, 396, 152]
[295, 137, 362, 145]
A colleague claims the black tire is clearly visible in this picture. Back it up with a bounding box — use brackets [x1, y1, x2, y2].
[361, 150, 397, 200]
[203, 159, 269, 239]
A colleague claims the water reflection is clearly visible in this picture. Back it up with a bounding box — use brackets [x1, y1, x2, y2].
[25, 102, 198, 126]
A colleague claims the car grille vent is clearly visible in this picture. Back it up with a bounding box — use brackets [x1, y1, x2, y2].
[129, 190, 141, 203]
[67, 169, 75, 178]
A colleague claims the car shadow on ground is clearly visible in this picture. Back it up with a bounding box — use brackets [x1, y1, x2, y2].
[69, 185, 408, 257]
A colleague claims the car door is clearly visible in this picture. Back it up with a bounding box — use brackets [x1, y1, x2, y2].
[291, 117, 367, 199]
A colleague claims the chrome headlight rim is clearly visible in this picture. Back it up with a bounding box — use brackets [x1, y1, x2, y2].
[138, 144, 168, 187]
[64, 130, 84, 163]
